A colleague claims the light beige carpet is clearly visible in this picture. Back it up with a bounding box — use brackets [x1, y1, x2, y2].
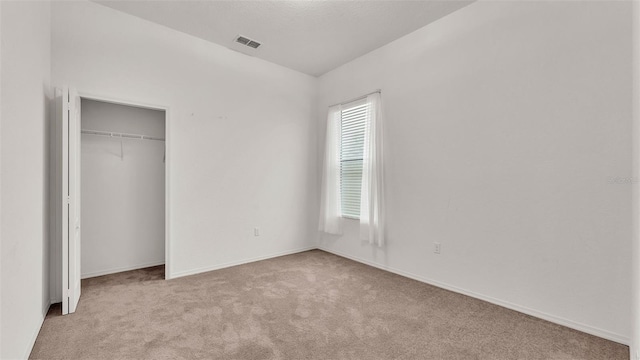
[31, 250, 628, 359]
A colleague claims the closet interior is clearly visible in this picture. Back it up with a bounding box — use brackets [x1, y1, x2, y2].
[80, 99, 166, 279]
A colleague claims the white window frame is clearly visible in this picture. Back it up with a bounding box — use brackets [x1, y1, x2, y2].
[339, 99, 369, 220]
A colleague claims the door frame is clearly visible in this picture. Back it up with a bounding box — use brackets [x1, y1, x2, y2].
[75, 91, 172, 281]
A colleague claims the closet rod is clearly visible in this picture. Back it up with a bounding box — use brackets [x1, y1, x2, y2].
[81, 129, 165, 142]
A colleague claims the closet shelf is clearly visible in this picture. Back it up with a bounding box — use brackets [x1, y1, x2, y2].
[81, 129, 165, 141]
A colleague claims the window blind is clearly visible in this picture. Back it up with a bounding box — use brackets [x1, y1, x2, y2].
[340, 102, 368, 219]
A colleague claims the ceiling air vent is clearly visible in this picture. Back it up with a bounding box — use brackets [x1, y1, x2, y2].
[235, 35, 261, 49]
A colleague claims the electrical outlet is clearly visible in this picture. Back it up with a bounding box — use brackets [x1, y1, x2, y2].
[434, 242, 441, 254]
[254, 227, 260, 236]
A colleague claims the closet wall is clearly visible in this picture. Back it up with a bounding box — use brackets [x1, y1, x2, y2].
[81, 99, 165, 278]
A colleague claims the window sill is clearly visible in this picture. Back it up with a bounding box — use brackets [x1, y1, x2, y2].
[342, 216, 360, 221]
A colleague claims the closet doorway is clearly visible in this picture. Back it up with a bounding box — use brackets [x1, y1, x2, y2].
[80, 98, 167, 281]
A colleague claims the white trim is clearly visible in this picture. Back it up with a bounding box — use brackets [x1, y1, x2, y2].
[42, 301, 50, 320]
[23, 310, 47, 360]
[21, 302, 51, 359]
[0, 2, 3, 356]
[632, 2, 640, 359]
[81, 261, 166, 279]
[317, 246, 630, 346]
[164, 107, 171, 279]
[171, 247, 316, 279]
[49, 91, 61, 303]
[77, 91, 168, 113]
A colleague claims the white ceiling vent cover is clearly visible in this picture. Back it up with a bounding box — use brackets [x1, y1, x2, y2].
[235, 35, 261, 49]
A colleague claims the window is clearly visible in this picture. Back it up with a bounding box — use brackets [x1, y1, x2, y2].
[340, 100, 369, 219]
[319, 91, 383, 242]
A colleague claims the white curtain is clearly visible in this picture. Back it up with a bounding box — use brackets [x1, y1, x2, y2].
[359, 93, 385, 246]
[319, 105, 343, 235]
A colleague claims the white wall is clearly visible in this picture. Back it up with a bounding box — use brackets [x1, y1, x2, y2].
[317, 0, 632, 344]
[80, 99, 165, 278]
[51, 0, 317, 285]
[0, 1, 51, 358]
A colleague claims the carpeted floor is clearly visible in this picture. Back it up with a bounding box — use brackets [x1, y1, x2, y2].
[31, 250, 628, 360]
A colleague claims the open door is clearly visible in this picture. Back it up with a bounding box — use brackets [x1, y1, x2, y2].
[59, 86, 82, 315]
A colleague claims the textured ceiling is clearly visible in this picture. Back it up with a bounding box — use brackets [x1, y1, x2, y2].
[93, 0, 474, 76]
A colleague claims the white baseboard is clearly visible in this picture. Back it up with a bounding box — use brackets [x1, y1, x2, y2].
[317, 246, 630, 346]
[48, 245, 629, 348]
[81, 260, 166, 279]
[42, 301, 50, 318]
[170, 246, 316, 279]
[23, 304, 49, 360]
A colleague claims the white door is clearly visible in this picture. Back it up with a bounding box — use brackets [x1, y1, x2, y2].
[60, 87, 82, 315]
